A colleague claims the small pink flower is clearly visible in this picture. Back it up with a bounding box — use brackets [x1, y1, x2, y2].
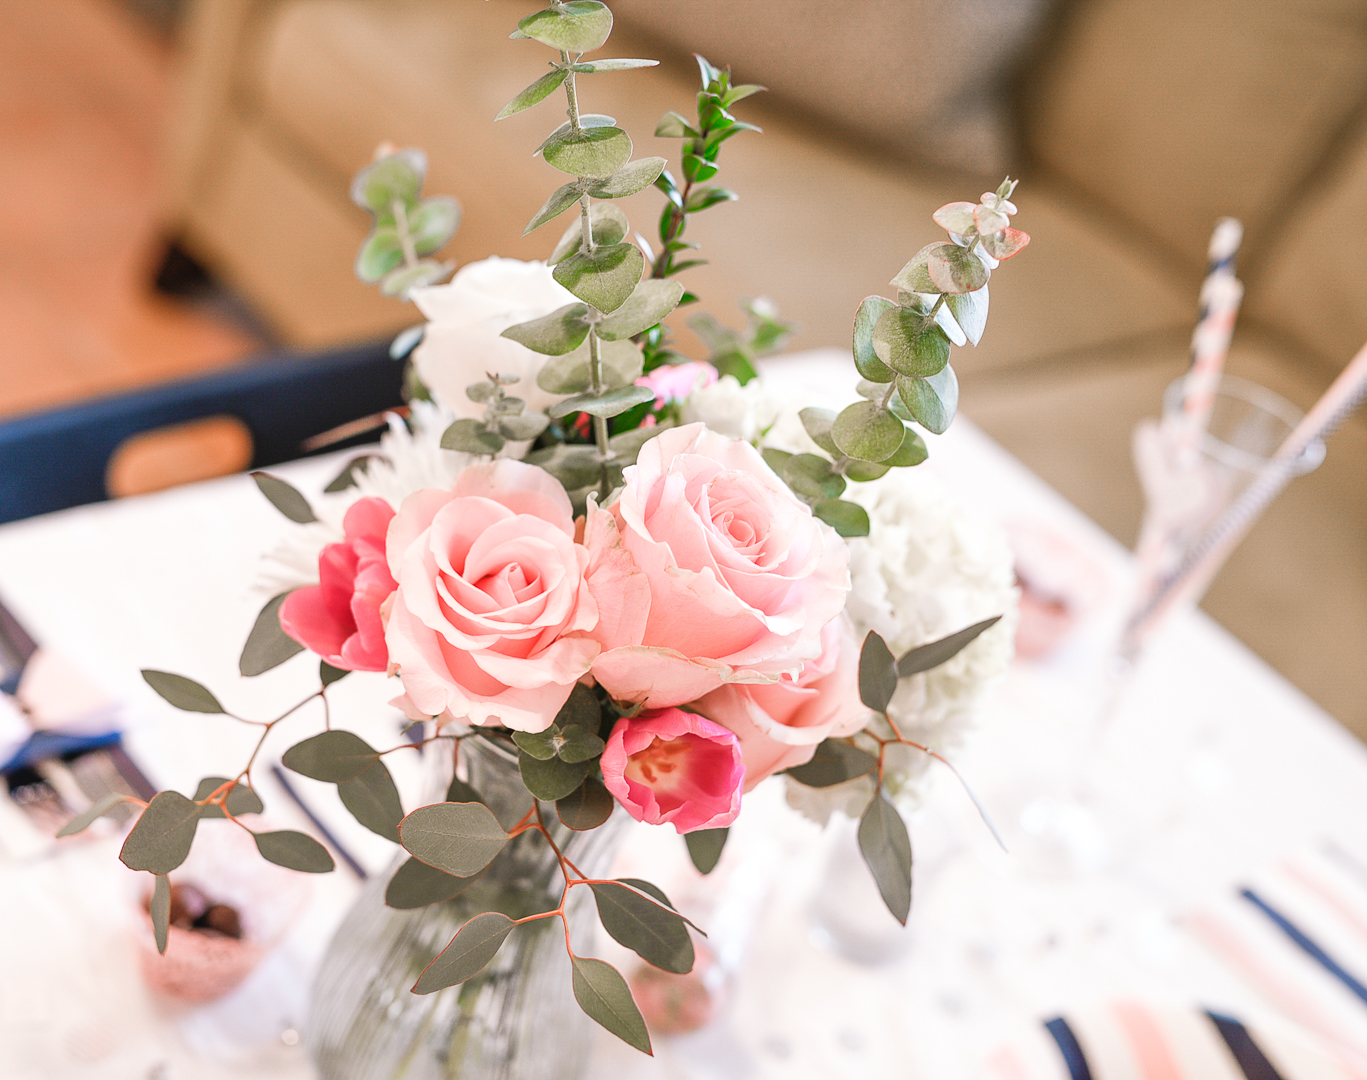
[694, 615, 864, 789]
[635, 361, 718, 404]
[600, 708, 744, 834]
[280, 497, 397, 672]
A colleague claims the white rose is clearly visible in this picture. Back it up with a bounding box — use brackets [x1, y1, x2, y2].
[409, 256, 577, 420]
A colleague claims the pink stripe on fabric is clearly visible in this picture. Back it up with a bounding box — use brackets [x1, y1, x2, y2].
[1282, 860, 1367, 947]
[1187, 910, 1367, 1074]
[987, 1047, 1033, 1080]
[1113, 1001, 1186, 1080]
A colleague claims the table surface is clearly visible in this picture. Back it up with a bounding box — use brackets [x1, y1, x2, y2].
[2, 350, 1366, 1080]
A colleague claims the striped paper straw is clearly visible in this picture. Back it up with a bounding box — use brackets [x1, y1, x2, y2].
[1127, 338, 1367, 641]
[1173, 219, 1244, 458]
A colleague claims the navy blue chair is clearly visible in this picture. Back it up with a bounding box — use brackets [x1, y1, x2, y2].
[0, 342, 406, 524]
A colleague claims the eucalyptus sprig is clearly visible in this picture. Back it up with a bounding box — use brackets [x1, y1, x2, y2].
[764, 179, 1031, 537]
[440, 373, 550, 455]
[351, 147, 460, 299]
[492, 1, 683, 501]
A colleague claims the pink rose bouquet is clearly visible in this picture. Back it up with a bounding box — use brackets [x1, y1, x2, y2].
[116, 19, 1026, 1056]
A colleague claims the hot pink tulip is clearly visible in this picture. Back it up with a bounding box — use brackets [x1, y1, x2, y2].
[600, 709, 745, 834]
[591, 423, 850, 708]
[279, 497, 397, 672]
[694, 615, 865, 789]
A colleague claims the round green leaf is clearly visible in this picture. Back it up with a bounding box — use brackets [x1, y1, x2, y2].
[896, 365, 959, 436]
[193, 776, 264, 818]
[945, 284, 989, 346]
[441, 418, 504, 455]
[594, 279, 685, 340]
[812, 498, 870, 537]
[884, 426, 928, 467]
[499, 412, 551, 441]
[557, 778, 615, 830]
[408, 196, 461, 255]
[798, 407, 840, 455]
[782, 453, 845, 500]
[119, 791, 202, 874]
[501, 303, 592, 356]
[587, 156, 667, 199]
[842, 459, 889, 482]
[537, 337, 642, 393]
[240, 591, 304, 676]
[255, 829, 335, 873]
[889, 243, 939, 294]
[517, 1, 613, 53]
[350, 149, 425, 215]
[518, 748, 591, 800]
[926, 243, 990, 295]
[553, 241, 645, 314]
[852, 296, 897, 382]
[380, 258, 450, 298]
[141, 670, 225, 714]
[542, 126, 632, 180]
[550, 203, 630, 264]
[281, 730, 379, 783]
[400, 801, 511, 877]
[413, 912, 516, 995]
[830, 401, 907, 462]
[355, 226, 403, 283]
[871, 308, 950, 378]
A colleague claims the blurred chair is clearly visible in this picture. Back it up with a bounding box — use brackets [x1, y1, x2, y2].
[0, 342, 404, 524]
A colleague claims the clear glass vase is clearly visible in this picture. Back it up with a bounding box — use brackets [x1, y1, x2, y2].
[307, 734, 623, 1080]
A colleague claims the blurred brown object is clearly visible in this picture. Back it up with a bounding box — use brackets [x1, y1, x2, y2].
[104, 414, 253, 496]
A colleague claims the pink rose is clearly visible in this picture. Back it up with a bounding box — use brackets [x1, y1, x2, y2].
[385, 459, 616, 731]
[280, 497, 397, 672]
[635, 361, 718, 404]
[591, 423, 850, 708]
[694, 615, 864, 789]
[600, 708, 744, 833]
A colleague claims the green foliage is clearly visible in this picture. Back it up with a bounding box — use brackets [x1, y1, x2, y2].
[896, 366, 959, 435]
[120, 791, 202, 874]
[255, 829, 335, 872]
[251, 472, 317, 524]
[548, 384, 654, 420]
[496, 67, 569, 121]
[282, 730, 379, 782]
[151, 873, 171, 954]
[57, 792, 132, 837]
[413, 912, 517, 994]
[142, 670, 225, 714]
[386, 856, 481, 909]
[831, 400, 907, 462]
[240, 592, 304, 676]
[812, 498, 870, 537]
[550, 203, 629, 263]
[537, 337, 642, 393]
[590, 881, 694, 973]
[553, 242, 645, 313]
[689, 299, 793, 384]
[684, 827, 728, 875]
[400, 801, 511, 877]
[557, 778, 615, 830]
[501, 303, 592, 356]
[858, 631, 898, 712]
[858, 794, 913, 925]
[517, 2, 613, 53]
[595, 279, 684, 340]
[543, 126, 633, 179]
[324, 454, 380, 493]
[785, 740, 878, 788]
[193, 776, 263, 818]
[339, 761, 405, 842]
[518, 747, 591, 800]
[895, 616, 1002, 677]
[350, 149, 458, 299]
[571, 956, 653, 1054]
[872, 308, 950, 378]
[320, 661, 349, 687]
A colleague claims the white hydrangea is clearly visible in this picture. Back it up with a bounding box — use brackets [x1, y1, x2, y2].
[691, 376, 1018, 821]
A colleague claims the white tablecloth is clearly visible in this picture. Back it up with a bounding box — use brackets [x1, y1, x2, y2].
[2, 350, 1365, 1079]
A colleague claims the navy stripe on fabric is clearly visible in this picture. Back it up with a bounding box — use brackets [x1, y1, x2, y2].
[1241, 887, 1367, 1008]
[1206, 1010, 1287, 1080]
[1044, 1017, 1094, 1080]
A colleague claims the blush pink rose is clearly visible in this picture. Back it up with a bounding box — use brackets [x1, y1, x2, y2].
[385, 459, 622, 732]
[279, 497, 397, 672]
[591, 423, 850, 708]
[693, 615, 864, 789]
[600, 708, 744, 833]
[635, 361, 718, 404]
